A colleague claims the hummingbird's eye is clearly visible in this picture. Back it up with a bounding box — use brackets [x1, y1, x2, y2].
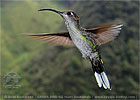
[67, 12, 71, 16]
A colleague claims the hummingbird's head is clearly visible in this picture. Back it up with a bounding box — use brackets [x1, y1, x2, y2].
[38, 8, 79, 26]
[62, 11, 79, 24]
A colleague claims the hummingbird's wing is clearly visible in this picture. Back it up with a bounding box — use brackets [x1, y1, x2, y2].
[85, 24, 123, 45]
[25, 32, 74, 46]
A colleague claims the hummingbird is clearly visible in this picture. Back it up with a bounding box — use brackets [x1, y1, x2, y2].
[26, 8, 123, 90]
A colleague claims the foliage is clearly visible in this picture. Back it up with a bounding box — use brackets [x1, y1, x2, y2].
[1, 0, 139, 100]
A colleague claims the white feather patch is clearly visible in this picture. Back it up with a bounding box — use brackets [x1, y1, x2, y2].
[101, 72, 111, 89]
[94, 72, 103, 87]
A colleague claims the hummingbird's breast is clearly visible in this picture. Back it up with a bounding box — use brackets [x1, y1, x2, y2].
[66, 22, 96, 59]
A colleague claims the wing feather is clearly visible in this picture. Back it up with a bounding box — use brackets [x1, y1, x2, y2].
[85, 24, 123, 45]
[25, 32, 74, 46]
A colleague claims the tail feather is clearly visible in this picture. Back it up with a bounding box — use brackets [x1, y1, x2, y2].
[94, 71, 111, 90]
[101, 72, 111, 89]
[90, 56, 111, 90]
[94, 72, 103, 87]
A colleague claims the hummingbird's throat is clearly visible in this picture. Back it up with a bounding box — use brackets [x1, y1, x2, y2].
[74, 17, 79, 21]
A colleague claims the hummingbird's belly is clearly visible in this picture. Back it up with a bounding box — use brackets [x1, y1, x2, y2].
[66, 23, 96, 59]
[69, 31, 95, 59]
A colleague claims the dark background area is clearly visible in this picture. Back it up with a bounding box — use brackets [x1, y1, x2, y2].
[1, 0, 139, 100]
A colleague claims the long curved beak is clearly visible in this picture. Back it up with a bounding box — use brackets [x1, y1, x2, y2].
[38, 8, 63, 17]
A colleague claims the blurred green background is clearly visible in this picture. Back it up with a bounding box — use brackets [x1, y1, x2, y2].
[1, 0, 139, 100]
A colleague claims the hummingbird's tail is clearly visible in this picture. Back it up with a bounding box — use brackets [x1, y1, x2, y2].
[90, 57, 111, 90]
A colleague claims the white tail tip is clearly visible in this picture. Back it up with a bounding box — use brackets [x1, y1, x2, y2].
[94, 72, 111, 90]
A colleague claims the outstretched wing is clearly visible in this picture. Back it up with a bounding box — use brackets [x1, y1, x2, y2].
[85, 24, 123, 45]
[25, 32, 74, 46]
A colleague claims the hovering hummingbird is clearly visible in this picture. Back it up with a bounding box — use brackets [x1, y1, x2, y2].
[26, 8, 123, 90]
